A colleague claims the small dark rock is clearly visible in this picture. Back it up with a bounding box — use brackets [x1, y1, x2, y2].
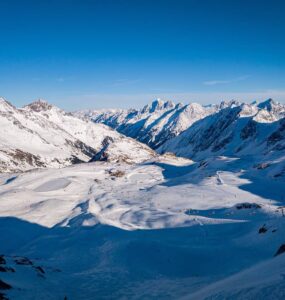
[108, 170, 125, 177]
[259, 224, 267, 234]
[274, 244, 285, 257]
[0, 280, 11, 290]
[254, 163, 270, 170]
[236, 203, 262, 210]
[0, 266, 14, 273]
[14, 257, 33, 266]
[0, 256, 6, 265]
[199, 161, 208, 168]
[34, 266, 45, 274]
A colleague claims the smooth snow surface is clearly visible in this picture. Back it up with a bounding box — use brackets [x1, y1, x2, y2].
[0, 155, 285, 299]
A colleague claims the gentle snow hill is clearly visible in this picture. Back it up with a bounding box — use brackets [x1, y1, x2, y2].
[0, 98, 155, 172]
[76, 98, 219, 149]
[0, 155, 285, 299]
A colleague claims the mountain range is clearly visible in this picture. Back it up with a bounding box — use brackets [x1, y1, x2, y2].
[1, 96, 285, 299]
[0, 98, 155, 172]
[77, 98, 285, 180]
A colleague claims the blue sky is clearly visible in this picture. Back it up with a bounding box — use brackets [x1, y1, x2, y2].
[0, 0, 285, 110]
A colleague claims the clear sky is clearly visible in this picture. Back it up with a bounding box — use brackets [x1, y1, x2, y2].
[0, 0, 285, 110]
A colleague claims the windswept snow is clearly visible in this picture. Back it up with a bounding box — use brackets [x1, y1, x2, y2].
[34, 178, 71, 192]
[0, 154, 285, 299]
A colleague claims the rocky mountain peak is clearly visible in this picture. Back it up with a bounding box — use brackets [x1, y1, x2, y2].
[0, 97, 16, 112]
[149, 99, 175, 113]
[257, 99, 285, 119]
[219, 99, 240, 109]
[25, 99, 54, 112]
[257, 98, 274, 109]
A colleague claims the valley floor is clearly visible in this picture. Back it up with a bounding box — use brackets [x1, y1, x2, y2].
[0, 156, 285, 299]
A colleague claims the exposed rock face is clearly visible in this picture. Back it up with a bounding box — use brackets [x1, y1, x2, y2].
[24, 99, 53, 112]
[90, 136, 156, 164]
[240, 120, 257, 140]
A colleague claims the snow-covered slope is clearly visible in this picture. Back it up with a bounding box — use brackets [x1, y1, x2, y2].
[187, 252, 285, 299]
[0, 98, 155, 172]
[158, 99, 285, 165]
[0, 155, 285, 299]
[77, 98, 285, 177]
[77, 99, 217, 149]
[1, 97, 285, 299]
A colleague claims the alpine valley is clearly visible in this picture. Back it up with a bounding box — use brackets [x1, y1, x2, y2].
[0, 97, 285, 300]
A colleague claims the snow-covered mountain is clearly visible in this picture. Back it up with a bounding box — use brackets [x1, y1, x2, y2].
[77, 98, 285, 173]
[1, 96, 285, 299]
[76, 98, 218, 149]
[158, 99, 285, 163]
[0, 98, 155, 172]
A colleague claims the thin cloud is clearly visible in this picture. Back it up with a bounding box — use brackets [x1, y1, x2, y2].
[203, 75, 250, 86]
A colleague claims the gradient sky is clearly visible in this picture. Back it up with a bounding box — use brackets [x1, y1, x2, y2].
[0, 0, 285, 110]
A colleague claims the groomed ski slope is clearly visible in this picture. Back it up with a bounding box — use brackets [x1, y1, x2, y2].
[0, 155, 285, 299]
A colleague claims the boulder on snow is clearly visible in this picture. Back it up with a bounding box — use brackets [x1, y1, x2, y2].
[258, 224, 268, 234]
[236, 203, 262, 210]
